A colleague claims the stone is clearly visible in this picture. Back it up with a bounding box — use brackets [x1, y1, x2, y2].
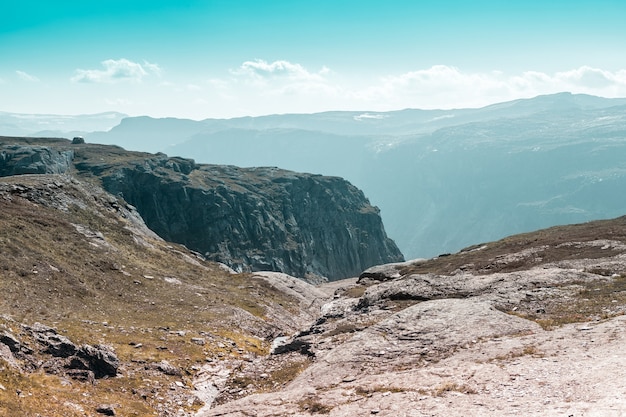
[358, 259, 425, 283]
[77, 344, 119, 378]
[0, 330, 22, 353]
[0, 145, 73, 176]
[95, 404, 116, 415]
[156, 360, 182, 376]
[0, 344, 19, 369]
[28, 324, 77, 358]
[66, 369, 95, 384]
[39, 333, 77, 358]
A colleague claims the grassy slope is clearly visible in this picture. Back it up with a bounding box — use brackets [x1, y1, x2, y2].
[0, 174, 303, 416]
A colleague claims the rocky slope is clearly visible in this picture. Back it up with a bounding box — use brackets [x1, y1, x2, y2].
[202, 217, 626, 416]
[0, 137, 403, 280]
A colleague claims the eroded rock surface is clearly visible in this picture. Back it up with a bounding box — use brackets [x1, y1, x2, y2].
[201, 222, 626, 416]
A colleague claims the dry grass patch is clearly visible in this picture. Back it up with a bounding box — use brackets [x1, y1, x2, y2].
[504, 274, 626, 330]
[0, 175, 310, 416]
[298, 396, 333, 414]
[493, 344, 542, 361]
[400, 216, 626, 276]
[432, 381, 477, 396]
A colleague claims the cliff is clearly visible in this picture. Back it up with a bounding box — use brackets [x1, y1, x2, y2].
[0, 137, 403, 280]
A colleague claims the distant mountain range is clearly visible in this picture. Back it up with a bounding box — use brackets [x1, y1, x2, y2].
[5, 92, 626, 259]
[0, 111, 127, 137]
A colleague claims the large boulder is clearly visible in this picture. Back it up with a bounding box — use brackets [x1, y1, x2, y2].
[76, 344, 120, 378]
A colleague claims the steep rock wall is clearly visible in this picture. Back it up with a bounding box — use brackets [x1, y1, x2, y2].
[74, 151, 403, 280]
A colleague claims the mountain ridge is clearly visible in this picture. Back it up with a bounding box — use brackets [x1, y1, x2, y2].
[5, 92, 626, 257]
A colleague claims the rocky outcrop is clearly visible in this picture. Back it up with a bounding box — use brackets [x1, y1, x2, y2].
[0, 144, 73, 176]
[0, 323, 120, 381]
[76, 152, 403, 280]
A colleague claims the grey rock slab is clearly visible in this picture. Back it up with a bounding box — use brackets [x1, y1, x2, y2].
[290, 298, 540, 389]
[358, 258, 427, 283]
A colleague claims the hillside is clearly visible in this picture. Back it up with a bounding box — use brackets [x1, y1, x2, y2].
[203, 215, 626, 416]
[2, 168, 626, 415]
[0, 173, 325, 416]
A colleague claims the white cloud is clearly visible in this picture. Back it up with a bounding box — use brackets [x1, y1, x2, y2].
[194, 61, 626, 117]
[142, 61, 162, 77]
[353, 65, 626, 110]
[16, 70, 39, 82]
[227, 59, 341, 101]
[555, 66, 626, 88]
[72, 59, 161, 83]
[234, 59, 327, 82]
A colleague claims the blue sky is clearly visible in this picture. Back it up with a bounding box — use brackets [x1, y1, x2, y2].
[1, 0, 626, 119]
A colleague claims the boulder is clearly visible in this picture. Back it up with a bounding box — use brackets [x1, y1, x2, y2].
[357, 259, 425, 283]
[38, 334, 77, 358]
[0, 330, 22, 353]
[95, 404, 116, 416]
[27, 323, 78, 358]
[76, 345, 119, 378]
[155, 360, 182, 376]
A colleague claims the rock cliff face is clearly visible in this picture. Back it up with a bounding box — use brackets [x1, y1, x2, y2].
[76, 152, 403, 280]
[0, 144, 73, 176]
[0, 137, 403, 280]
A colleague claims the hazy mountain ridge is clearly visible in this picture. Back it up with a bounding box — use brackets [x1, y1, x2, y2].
[0, 111, 127, 137]
[6, 93, 626, 260]
[130, 93, 626, 259]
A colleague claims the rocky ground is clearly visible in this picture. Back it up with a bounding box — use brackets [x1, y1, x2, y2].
[201, 231, 626, 416]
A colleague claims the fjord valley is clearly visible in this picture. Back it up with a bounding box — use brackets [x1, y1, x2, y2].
[4, 0, 626, 414]
[66, 93, 626, 260]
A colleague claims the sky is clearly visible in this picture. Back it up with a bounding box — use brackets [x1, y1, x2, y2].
[1, 0, 626, 120]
